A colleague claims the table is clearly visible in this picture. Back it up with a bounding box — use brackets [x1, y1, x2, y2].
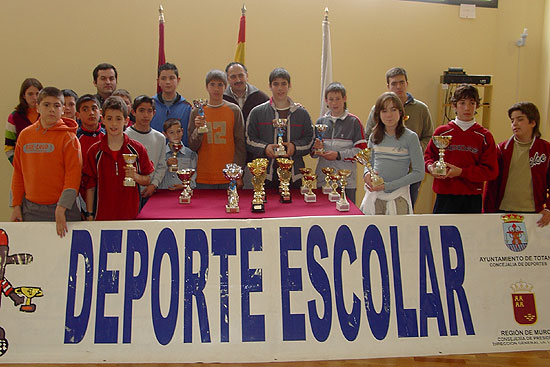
[137, 189, 363, 219]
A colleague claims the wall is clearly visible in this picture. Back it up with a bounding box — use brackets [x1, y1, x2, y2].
[0, 0, 547, 220]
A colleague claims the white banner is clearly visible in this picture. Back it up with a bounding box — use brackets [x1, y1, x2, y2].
[0, 214, 549, 363]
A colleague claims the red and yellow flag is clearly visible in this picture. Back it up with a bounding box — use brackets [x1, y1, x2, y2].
[234, 5, 246, 64]
[157, 5, 166, 93]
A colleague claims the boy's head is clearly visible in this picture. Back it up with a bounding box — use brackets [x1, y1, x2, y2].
[451, 84, 480, 107]
[269, 67, 291, 86]
[157, 63, 180, 95]
[163, 118, 183, 143]
[385, 67, 408, 102]
[93, 63, 117, 97]
[269, 68, 291, 101]
[112, 89, 133, 116]
[324, 82, 347, 111]
[37, 87, 64, 127]
[102, 96, 128, 137]
[205, 69, 227, 103]
[62, 89, 78, 120]
[508, 102, 540, 139]
[451, 84, 480, 122]
[225, 62, 248, 94]
[132, 95, 156, 127]
[76, 94, 101, 130]
[102, 95, 128, 119]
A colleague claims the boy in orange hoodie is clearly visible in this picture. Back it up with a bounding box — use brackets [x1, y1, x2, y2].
[10, 87, 82, 238]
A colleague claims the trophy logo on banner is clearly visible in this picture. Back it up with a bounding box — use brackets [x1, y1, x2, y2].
[168, 141, 183, 172]
[223, 163, 243, 213]
[176, 168, 195, 204]
[314, 123, 328, 154]
[272, 118, 288, 156]
[248, 158, 268, 213]
[501, 214, 528, 252]
[354, 148, 384, 188]
[122, 153, 138, 187]
[193, 99, 208, 134]
[510, 281, 537, 325]
[431, 135, 453, 176]
[276, 158, 293, 203]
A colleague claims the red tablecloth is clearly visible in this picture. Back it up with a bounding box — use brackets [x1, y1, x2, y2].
[137, 189, 363, 219]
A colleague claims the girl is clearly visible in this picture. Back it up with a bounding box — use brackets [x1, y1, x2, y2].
[360, 92, 424, 215]
[5, 78, 43, 164]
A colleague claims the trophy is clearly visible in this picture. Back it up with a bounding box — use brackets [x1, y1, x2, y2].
[314, 123, 328, 154]
[223, 163, 243, 213]
[168, 141, 183, 172]
[193, 99, 208, 134]
[303, 173, 317, 203]
[336, 169, 351, 212]
[272, 118, 288, 156]
[14, 286, 43, 313]
[431, 135, 453, 176]
[276, 158, 294, 203]
[354, 148, 384, 188]
[176, 168, 196, 204]
[248, 158, 268, 212]
[122, 153, 138, 187]
[299, 167, 312, 194]
[321, 167, 335, 195]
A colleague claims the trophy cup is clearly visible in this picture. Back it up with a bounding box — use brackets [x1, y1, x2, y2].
[276, 158, 294, 203]
[14, 286, 43, 313]
[299, 167, 312, 194]
[248, 158, 268, 212]
[303, 173, 317, 203]
[431, 135, 453, 176]
[168, 141, 183, 172]
[193, 99, 208, 134]
[272, 118, 288, 156]
[314, 123, 328, 154]
[122, 153, 138, 187]
[223, 163, 243, 213]
[354, 148, 384, 188]
[328, 173, 341, 202]
[177, 168, 196, 204]
[336, 169, 351, 212]
[321, 167, 335, 195]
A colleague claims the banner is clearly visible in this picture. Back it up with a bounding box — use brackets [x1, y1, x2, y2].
[0, 214, 549, 363]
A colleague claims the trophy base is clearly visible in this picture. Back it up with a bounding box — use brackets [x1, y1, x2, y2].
[314, 149, 325, 155]
[123, 180, 136, 187]
[169, 166, 179, 173]
[300, 186, 309, 195]
[274, 148, 286, 156]
[322, 186, 332, 195]
[226, 205, 240, 213]
[328, 192, 340, 202]
[252, 203, 265, 213]
[197, 126, 208, 134]
[280, 194, 292, 203]
[433, 165, 447, 176]
[20, 304, 36, 313]
[304, 193, 316, 203]
[336, 200, 350, 212]
[179, 196, 191, 204]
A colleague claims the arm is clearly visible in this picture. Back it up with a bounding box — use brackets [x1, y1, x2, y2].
[482, 144, 503, 213]
[460, 132, 499, 182]
[5, 113, 17, 165]
[186, 108, 202, 152]
[364, 106, 376, 141]
[146, 135, 169, 196]
[85, 187, 95, 221]
[418, 106, 434, 152]
[339, 115, 367, 161]
[245, 109, 272, 158]
[289, 109, 314, 158]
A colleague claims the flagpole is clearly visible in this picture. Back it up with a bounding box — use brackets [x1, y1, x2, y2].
[157, 5, 166, 93]
[320, 7, 333, 118]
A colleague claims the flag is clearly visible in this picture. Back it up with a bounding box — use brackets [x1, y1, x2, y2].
[234, 5, 246, 64]
[320, 8, 333, 117]
[157, 5, 166, 94]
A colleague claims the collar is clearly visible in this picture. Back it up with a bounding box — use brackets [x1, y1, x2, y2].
[404, 93, 414, 106]
[229, 84, 248, 100]
[157, 92, 182, 105]
[269, 97, 299, 114]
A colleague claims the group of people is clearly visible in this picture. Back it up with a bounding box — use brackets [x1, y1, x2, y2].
[5, 63, 550, 238]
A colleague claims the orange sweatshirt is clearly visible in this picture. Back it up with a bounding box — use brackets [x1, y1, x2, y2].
[11, 117, 82, 208]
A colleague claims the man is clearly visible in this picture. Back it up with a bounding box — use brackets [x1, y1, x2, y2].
[92, 63, 117, 106]
[364, 67, 433, 206]
[223, 62, 269, 122]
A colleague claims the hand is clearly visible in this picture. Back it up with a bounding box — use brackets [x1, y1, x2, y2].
[166, 157, 178, 166]
[312, 138, 324, 151]
[319, 150, 338, 161]
[10, 206, 22, 222]
[445, 163, 463, 178]
[428, 163, 446, 179]
[283, 142, 295, 157]
[142, 184, 156, 198]
[168, 184, 184, 191]
[124, 165, 137, 180]
[236, 178, 244, 189]
[55, 205, 68, 238]
[537, 209, 550, 227]
[363, 173, 384, 192]
[265, 144, 278, 159]
[195, 115, 206, 129]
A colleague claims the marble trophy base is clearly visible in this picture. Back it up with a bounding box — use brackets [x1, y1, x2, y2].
[328, 192, 340, 202]
[336, 200, 350, 212]
[322, 185, 332, 195]
[252, 203, 265, 213]
[226, 205, 240, 213]
[179, 196, 191, 204]
[304, 193, 316, 203]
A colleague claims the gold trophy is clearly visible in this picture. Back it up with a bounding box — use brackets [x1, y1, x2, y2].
[303, 173, 317, 203]
[336, 169, 351, 212]
[354, 148, 384, 187]
[321, 167, 335, 195]
[176, 168, 196, 204]
[14, 286, 43, 313]
[276, 158, 294, 203]
[299, 167, 312, 195]
[431, 135, 453, 175]
[122, 153, 138, 187]
[314, 123, 328, 154]
[223, 163, 243, 213]
[273, 118, 288, 156]
[328, 173, 341, 202]
[248, 158, 268, 212]
[168, 141, 183, 172]
[194, 99, 208, 134]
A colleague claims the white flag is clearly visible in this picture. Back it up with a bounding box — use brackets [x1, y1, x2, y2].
[320, 8, 333, 118]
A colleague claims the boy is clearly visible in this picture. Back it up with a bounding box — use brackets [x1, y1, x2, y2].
[483, 102, 550, 227]
[424, 84, 498, 214]
[83, 96, 154, 220]
[10, 87, 82, 237]
[246, 67, 314, 189]
[125, 95, 167, 201]
[188, 69, 245, 189]
[76, 94, 104, 158]
[112, 89, 135, 125]
[150, 63, 192, 145]
[158, 118, 197, 190]
[62, 89, 78, 121]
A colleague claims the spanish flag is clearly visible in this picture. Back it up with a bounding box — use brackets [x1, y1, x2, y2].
[234, 5, 246, 64]
[157, 5, 166, 94]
